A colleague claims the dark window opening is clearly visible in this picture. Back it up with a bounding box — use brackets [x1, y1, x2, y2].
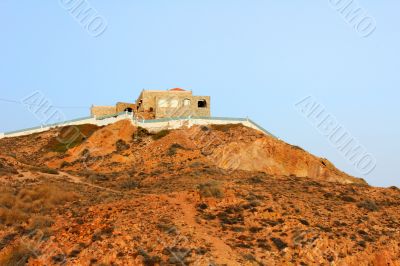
[149, 107, 154, 112]
[124, 108, 133, 113]
[198, 100, 207, 108]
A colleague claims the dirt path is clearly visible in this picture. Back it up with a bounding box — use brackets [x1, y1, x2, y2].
[58, 171, 123, 195]
[167, 194, 241, 266]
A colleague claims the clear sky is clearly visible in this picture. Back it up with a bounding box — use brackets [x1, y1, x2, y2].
[0, 1, 399, 187]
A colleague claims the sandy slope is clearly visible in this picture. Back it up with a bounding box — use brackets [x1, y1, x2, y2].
[0, 120, 398, 265]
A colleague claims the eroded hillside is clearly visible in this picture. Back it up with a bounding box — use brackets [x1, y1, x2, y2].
[0, 120, 399, 265]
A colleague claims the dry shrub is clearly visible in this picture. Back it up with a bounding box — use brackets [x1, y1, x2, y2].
[132, 128, 170, 141]
[198, 182, 224, 198]
[291, 145, 305, 151]
[120, 179, 139, 190]
[0, 242, 36, 266]
[210, 124, 242, 132]
[27, 166, 59, 175]
[37, 167, 59, 175]
[18, 185, 76, 206]
[0, 192, 16, 209]
[132, 127, 151, 142]
[115, 139, 130, 152]
[26, 215, 54, 232]
[45, 124, 100, 153]
[87, 174, 109, 183]
[0, 208, 28, 227]
[0, 159, 18, 176]
[151, 130, 170, 140]
[0, 185, 76, 228]
[167, 143, 185, 156]
[357, 200, 379, 212]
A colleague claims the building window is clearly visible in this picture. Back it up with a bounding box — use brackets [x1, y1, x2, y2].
[183, 99, 191, 106]
[170, 99, 179, 108]
[158, 98, 179, 108]
[158, 99, 169, 108]
[198, 100, 207, 108]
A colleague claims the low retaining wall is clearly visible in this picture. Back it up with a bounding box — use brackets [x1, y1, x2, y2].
[0, 113, 133, 139]
[136, 117, 276, 138]
[0, 113, 276, 139]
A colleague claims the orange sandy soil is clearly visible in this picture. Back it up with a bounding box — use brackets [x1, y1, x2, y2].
[0, 120, 399, 265]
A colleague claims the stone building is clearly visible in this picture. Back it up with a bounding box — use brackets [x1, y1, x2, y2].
[90, 88, 210, 119]
[91, 102, 136, 117]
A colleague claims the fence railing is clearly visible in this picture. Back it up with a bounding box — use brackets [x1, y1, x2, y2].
[4, 125, 45, 135]
[134, 116, 248, 123]
[96, 111, 130, 120]
[247, 118, 277, 138]
[3, 115, 94, 136]
[2, 111, 276, 139]
[134, 116, 276, 138]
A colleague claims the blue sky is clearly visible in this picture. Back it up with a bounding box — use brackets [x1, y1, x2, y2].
[0, 1, 399, 187]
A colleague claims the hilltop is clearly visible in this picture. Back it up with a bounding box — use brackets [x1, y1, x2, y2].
[0, 120, 399, 265]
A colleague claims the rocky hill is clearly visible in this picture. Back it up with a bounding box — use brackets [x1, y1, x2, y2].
[0, 119, 399, 265]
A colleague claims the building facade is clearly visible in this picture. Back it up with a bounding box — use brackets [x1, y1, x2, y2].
[90, 88, 210, 119]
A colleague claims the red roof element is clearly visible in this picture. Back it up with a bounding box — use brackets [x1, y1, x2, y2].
[169, 88, 185, 91]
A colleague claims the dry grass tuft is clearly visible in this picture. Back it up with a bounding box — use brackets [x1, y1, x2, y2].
[210, 124, 242, 133]
[0, 185, 77, 228]
[198, 181, 224, 198]
[44, 124, 100, 153]
[0, 242, 36, 266]
[0, 159, 18, 175]
[151, 130, 171, 140]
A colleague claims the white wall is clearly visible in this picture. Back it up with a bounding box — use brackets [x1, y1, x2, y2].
[0, 114, 273, 139]
[0, 113, 133, 139]
[135, 118, 271, 136]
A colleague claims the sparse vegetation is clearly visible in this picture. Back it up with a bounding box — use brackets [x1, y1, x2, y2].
[167, 143, 185, 156]
[210, 123, 242, 132]
[138, 250, 162, 266]
[32, 166, 59, 175]
[291, 145, 304, 151]
[44, 124, 100, 153]
[120, 179, 139, 190]
[60, 161, 72, 168]
[165, 247, 191, 265]
[249, 227, 263, 233]
[198, 181, 224, 198]
[299, 219, 310, 226]
[151, 130, 170, 140]
[132, 127, 151, 142]
[132, 127, 171, 141]
[116, 139, 130, 152]
[248, 176, 264, 184]
[341, 195, 357, 202]
[0, 159, 18, 175]
[218, 209, 244, 225]
[88, 173, 109, 183]
[271, 237, 288, 251]
[1, 114, 400, 265]
[157, 218, 176, 234]
[0, 242, 37, 266]
[0, 185, 76, 228]
[357, 200, 379, 211]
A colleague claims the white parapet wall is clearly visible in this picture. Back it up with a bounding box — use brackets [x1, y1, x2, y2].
[0, 113, 133, 139]
[0, 113, 276, 140]
[94, 113, 134, 127]
[134, 117, 276, 138]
